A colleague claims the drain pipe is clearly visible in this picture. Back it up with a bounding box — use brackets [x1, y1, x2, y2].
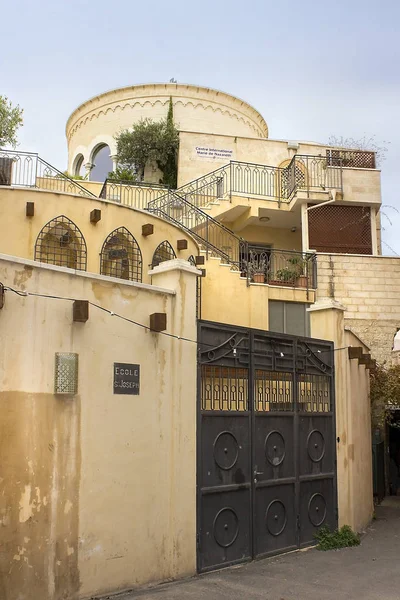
[302, 191, 336, 252]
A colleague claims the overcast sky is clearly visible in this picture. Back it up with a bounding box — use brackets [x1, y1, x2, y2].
[2, 0, 399, 253]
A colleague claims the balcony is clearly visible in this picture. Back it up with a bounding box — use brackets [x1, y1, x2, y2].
[240, 246, 316, 291]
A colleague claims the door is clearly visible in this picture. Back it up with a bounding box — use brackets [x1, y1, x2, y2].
[197, 321, 337, 573]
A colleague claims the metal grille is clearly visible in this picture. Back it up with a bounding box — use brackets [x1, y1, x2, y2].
[201, 366, 249, 411]
[35, 215, 87, 270]
[188, 255, 202, 319]
[297, 374, 331, 413]
[326, 149, 376, 169]
[151, 240, 176, 267]
[254, 371, 293, 411]
[100, 227, 142, 282]
[54, 353, 78, 395]
[308, 204, 372, 254]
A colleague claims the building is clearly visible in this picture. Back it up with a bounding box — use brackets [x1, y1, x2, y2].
[0, 82, 389, 600]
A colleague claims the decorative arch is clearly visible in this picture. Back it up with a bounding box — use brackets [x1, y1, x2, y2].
[100, 227, 142, 282]
[34, 215, 87, 271]
[89, 143, 113, 182]
[151, 241, 176, 268]
[72, 153, 85, 177]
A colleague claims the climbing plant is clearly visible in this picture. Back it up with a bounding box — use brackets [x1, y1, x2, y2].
[370, 364, 400, 430]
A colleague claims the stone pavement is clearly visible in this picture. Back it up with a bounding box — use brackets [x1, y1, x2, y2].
[110, 498, 400, 600]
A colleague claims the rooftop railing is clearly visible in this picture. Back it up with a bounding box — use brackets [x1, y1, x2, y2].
[0, 150, 96, 198]
[99, 179, 168, 210]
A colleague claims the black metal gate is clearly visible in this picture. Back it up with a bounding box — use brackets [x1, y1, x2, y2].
[197, 321, 337, 572]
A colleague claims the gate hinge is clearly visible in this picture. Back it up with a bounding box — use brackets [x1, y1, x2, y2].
[296, 514, 300, 530]
[196, 533, 200, 549]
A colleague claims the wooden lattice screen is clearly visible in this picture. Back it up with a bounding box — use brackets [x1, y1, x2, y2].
[308, 205, 372, 254]
[326, 149, 376, 169]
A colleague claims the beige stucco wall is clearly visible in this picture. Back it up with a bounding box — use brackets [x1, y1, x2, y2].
[177, 131, 330, 187]
[309, 302, 373, 532]
[0, 255, 198, 600]
[316, 253, 400, 364]
[66, 83, 269, 172]
[0, 187, 198, 285]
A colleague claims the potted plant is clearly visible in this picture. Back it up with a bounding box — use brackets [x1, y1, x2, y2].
[276, 255, 307, 287]
[244, 252, 268, 283]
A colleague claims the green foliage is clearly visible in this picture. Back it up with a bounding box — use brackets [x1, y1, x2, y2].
[314, 525, 360, 551]
[56, 171, 86, 181]
[0, 96, 23, 148]
[107, 166, 137, 182]
[114, 98, 179, 187]
[370, 364, 400, 430]
[276, 255, 305, 282]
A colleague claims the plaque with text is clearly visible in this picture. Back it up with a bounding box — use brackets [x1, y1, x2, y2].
[113, 363, 140, 395]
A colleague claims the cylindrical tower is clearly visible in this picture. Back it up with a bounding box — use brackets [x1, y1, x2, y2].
[66, 83, 268, 180]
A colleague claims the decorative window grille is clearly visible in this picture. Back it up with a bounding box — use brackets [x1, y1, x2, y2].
[151, 240, 176, 268]
[34, 215, 87, 270]
[100, 227, 142, 282]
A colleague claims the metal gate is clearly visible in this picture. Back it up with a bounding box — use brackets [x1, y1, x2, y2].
[197, 321, 337, 572]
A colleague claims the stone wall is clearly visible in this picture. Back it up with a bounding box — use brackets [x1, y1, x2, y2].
[316, 253, 400, 364]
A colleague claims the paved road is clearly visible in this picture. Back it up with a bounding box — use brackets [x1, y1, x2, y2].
[111, 498, 400, 600]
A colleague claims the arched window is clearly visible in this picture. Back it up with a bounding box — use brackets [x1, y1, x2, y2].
[151, 241, 176, 268]
[100, 227, 142, 282]
[90, 144, 113, 182]
[34, 215, 87, 270]
[73, 154, 85, 178]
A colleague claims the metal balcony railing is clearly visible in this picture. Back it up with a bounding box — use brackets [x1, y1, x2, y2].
[99, 179, 168, 209]
[0, 150, 96, 198]
[240, 246, 317, 292]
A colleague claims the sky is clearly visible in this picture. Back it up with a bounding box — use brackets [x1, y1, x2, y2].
[2, 0, 399, 254]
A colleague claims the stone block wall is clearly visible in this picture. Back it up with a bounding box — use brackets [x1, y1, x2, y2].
[316, 253, 400, 364]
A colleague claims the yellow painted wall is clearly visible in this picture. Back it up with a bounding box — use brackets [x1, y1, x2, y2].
[309, 301, 373, 532]
[0, 187, 198, 285]
[238, 224, 302, 249]
[201, 257, 315, 329]
[0, 255, 198, 600]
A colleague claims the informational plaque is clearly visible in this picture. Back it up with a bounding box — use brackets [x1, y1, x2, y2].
[113, 363, 140, 395]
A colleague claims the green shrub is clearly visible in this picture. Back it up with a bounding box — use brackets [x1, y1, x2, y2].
[314, 525, 360, 551]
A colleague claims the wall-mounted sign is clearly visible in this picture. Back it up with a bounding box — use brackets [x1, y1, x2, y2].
[113, 363, 140, 395]
[194, 146, 234, 161]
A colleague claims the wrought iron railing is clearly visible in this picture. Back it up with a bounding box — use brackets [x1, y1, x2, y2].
[148, 189, 244, 266]
[99, 179, 168, 209]
[0, 149, 97, 198]
[326, 149, 376, 169]
[240, 245, 317, 291]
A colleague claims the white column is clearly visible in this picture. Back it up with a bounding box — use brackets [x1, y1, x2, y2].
[301, 203, 309, 252]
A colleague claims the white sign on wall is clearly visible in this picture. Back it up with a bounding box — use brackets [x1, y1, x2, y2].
[194, 146, 234, 161]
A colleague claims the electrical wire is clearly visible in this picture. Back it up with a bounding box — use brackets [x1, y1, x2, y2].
[2, 284, 362, 358]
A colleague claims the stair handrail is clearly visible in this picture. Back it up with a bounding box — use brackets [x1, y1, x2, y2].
[148, 189, 245, 266]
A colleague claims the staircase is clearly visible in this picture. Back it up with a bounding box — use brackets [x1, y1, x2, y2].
[146, 154, 342, 269]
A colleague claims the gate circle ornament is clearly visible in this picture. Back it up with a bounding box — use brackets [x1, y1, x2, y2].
[307, 430, 325, 463]
[265, 500, 287, 536]
[308, 493, 327, 527]
[213, 431, 239, 470]
[213, 508, 239, 548]
[265, 430, 285, 466]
